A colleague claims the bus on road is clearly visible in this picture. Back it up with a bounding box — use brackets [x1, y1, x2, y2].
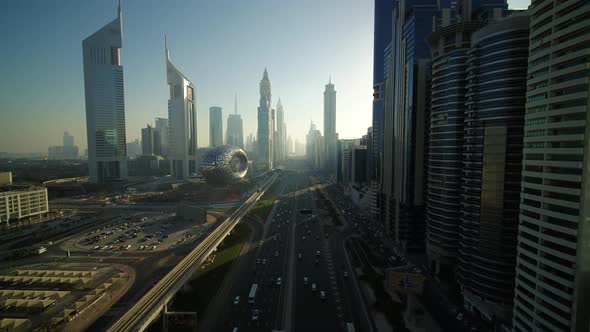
[248, 284, 258, 304]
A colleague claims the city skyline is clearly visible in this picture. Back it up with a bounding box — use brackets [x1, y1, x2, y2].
[0, 0, 536, 154]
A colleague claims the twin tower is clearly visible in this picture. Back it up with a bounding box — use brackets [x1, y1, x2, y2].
[83, 2, 197, 182]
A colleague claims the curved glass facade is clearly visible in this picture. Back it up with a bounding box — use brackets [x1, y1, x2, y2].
[426, 27, 475, 274]
[458, 22, 529, 309]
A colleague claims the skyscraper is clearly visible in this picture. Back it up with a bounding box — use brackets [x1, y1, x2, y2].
[425, 0, 507, 279]
[457, 12, 529, 323]
[324, 78, 338, 177]
[257, 68, 272, 170]
[226, 94, 244, 149]
[166, 37, 197, 179]
[82, 1, 127, 182]
[63, 131, 74, 147]
[154, 117, 169, 156]
[141, 124, 154, 155]
[209, 106, 223, 147]
[275, 98, 287, 162]
[370, 0, 395, 225]
[513, 2, 590, 331]
[382, 0, 438, 253]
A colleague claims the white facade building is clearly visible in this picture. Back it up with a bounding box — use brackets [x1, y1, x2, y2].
[0, 189, 49, 226]
[82, 1, 127, 182]
[165, 37, 197, 179]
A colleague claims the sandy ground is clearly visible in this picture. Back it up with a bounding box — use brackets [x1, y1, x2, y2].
[63, 263, 136, 332]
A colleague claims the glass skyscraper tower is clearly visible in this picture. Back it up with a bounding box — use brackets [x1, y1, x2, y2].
[82, 1, 127, 182]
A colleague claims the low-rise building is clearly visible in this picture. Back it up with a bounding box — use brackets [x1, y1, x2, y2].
[0, 187, 49, 226]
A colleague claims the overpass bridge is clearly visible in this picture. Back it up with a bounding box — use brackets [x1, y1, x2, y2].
[107, 173, 278, 331]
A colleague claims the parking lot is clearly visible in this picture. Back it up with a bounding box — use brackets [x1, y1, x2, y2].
[76, 212, 209, 252]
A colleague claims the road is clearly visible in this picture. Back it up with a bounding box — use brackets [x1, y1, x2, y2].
[106, 173, 278, 332]
[208, 169, 369, 331]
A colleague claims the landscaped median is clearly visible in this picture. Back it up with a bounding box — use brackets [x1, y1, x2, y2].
[168, 223, 252, 315]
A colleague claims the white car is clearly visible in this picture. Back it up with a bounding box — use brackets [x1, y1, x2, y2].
[298, 253, 302, 260]
[320, 291, 326, 300]
[304, 277, 308, 285]
[233, 296, 240, 305]
[277, 277, 282, 286]
[312, 283, 317, 291]
[344, 271, 349, 278]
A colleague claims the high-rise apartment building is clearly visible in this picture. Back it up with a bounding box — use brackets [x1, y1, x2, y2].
[382, 0, 438, 253]
[226, 94, 244, 149]
[166, 37, 197, 179]
[141, 124, 154, 155]
[82, 1, 127, 182]
[425, 0, 507, 279]
[324, 78, 338, 177]
[209, 106, 223, 147]
[257, 68, 273, 170]
[513, 1, 590, 331]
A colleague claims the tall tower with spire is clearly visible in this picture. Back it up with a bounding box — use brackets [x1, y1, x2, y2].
[82, 0, 127, 182]
[165, 36, 197, 179]
[257, 68, 273, 170]
[226, 93, 244, 149]
[324, 77, 338, 175]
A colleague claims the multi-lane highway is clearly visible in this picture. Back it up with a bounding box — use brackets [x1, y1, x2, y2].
[106, 173, 278, 332]
[207, 169, 369, 332]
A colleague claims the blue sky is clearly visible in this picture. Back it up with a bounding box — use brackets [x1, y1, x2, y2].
[0, 0, 530, 153]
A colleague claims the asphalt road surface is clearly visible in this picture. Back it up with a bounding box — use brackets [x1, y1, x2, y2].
[208, 171, 368, 332]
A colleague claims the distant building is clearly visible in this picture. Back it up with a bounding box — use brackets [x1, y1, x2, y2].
[82, 2, 127, 182]
[274, 99, 287, 162]
[257, 68, 273, 170]
[154, 117, 169, 156]
[166, 37, 197, 179]
[226, 95, 244, 149]
[126, 139, 141, 158]
[141, 124, 155, 155]
[287, 136, 293, 156]
[209, 106, 223, 147]
[351, 145, 367, 187]
[48, 131, 79, 160]
[306, 122, 323, 170]
[0, 173, 49, 226]
[323, 78, 338, 177]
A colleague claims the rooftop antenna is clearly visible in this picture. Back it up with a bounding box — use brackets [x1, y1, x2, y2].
[234, 92, 238, 115]
[329, 75, 331, 84]
[164, 34, 169, 59]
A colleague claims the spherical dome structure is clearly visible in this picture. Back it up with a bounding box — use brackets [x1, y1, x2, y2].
[199, 145, 248, 183]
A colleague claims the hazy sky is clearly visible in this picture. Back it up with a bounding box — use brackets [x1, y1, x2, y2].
[0, 0, 530, 153]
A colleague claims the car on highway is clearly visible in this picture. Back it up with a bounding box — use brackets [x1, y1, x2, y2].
[252, 309, 259, 320]
[344, 271, 349, 278]
[312, 283, 317, 292]
[275, 251, 279, 257]
[233, 296, 240, 305]
[314, 259, 319, 266]
[277, 277, 282, 286]
[304, 277, 308, 285]
[262, 259, 267, 265]
[316, 250, 321, 256]
[298, 253, 302, 260]
[320, 291, 326, 300]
